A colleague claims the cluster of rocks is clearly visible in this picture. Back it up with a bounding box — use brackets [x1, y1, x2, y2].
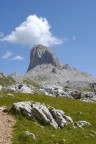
[64, 88, 96, 102]
[39, 85, 96, 102]
[6, 83, 96, 102]
[7, 84, 34, 94]
[11, 101, 91, 129]
[11, 101, 73, 128]
[39, 85, 72, 98]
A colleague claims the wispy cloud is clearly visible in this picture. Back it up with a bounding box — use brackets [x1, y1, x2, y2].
[0, 32, 4, 37]
[2, 51, 13, 59]
[12, 55, 24, 61]
[1, 15, 63, 47]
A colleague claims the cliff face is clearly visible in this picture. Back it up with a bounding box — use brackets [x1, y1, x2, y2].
[27, 44, 62, 72]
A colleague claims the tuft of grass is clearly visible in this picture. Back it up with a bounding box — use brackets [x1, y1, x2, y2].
[0, 91, 96, 144]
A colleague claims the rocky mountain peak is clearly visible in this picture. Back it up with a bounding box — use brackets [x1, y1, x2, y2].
[27, 44, 62, 72]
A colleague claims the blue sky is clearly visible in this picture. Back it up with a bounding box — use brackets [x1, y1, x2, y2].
[0, 0, 96, 76]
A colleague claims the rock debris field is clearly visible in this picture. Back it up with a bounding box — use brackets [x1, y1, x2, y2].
[0, 111, 15, 144]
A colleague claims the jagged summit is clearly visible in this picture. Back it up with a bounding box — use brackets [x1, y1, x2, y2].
[27, 44, 62, 72]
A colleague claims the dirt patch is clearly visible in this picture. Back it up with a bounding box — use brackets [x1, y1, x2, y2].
[0, 111, 15, 144]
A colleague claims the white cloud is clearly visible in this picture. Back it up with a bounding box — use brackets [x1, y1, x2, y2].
[2, 51, 13, 59]
[1, 15, 63, 47]
[12, 55, 24, 61]
[0, 32, 4, 37]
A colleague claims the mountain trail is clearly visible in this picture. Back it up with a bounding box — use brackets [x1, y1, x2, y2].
[0, 111, 15, 144]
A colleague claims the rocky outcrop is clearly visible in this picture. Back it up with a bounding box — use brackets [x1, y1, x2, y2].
[11, 102, 91, 129]
[38, 85, 96, 102]
[7, 83, 96, 102]
[39, 85, 73, 98]
[7, 84, 34, 94]
[73, 121, 91, 128]
[50, 107, 73, 128]
[11, 102, 73, 128]
[27, 44, 62, 72]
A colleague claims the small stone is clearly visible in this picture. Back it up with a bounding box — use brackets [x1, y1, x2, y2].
[24, 131, 36, 140]
[0, 106, 8, 112]
[77, 111, 83, 115]
[7, 93, 14, 97]
[73, 121, 91, 128]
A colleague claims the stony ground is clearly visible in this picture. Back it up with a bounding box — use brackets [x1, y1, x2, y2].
[0, 111, 15, 144]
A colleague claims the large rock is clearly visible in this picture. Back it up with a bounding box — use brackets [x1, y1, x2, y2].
[70, 90, 82, 99]
[50, 107, 73, 128]
[12, 102, 32, 117]
[31, 103, 58, 128]
[11, 101, 73, 128]
[27, 44, 62, 72]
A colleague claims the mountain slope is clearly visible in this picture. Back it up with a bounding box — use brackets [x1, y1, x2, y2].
[0, 91, 96, 144]
[25, 45, 96, 88]
[0, 73, 15, 86]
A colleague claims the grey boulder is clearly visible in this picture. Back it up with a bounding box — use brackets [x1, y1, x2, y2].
[11, 101, 73, 128]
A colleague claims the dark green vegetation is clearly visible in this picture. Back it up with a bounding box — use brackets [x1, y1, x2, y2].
[0, 73, 15, 86]
[0, 91, 96, 144]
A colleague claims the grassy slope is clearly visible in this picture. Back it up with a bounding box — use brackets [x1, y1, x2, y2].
[0, 76, 15, 86]
[0, 91, 96, 144]
[23, 78, 40, 88]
